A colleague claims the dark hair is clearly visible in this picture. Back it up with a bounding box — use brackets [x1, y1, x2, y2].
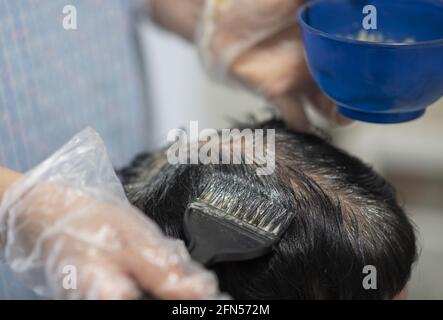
[118, 120, 417, 300]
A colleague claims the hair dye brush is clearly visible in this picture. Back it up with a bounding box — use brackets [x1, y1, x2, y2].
[184, 179, 294, 266]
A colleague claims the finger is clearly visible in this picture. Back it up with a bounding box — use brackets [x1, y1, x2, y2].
[272, 94, 312, 133]
[126, 238, 221, 300]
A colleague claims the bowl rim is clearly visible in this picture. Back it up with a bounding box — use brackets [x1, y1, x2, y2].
[297, 0, 443, 48]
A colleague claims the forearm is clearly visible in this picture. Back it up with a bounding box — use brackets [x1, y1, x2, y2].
[149, 0, 203, 42]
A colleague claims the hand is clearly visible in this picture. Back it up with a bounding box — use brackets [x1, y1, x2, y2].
[198, 0, 351, 131]
[0, 129, 222, 300]
[1, 182, 220, 300]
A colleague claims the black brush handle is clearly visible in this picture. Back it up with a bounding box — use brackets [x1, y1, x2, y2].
[184, 206, 274, 266]
[187, 234, 216, 266]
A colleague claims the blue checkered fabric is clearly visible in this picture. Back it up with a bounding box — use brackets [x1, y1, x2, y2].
[0, 0, 149, 299]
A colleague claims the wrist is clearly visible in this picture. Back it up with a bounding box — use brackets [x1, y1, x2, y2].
[0, 167, 22, 199]
[149, 0, 204, 42]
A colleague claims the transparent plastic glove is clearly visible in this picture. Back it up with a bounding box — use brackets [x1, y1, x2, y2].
[0, 128, 222, 300]
[197, 0, 351, 131]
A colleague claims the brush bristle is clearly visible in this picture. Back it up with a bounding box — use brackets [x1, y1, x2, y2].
[194, 181, 293, 238]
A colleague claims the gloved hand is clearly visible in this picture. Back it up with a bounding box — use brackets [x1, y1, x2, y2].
[197, 0, 352, 131]
[0, 129, 222, 300]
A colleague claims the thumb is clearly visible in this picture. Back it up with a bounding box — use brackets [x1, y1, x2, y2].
[125, 238, 222, 300]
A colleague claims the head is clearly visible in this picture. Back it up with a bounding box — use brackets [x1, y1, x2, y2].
[118, 120, 417, 299]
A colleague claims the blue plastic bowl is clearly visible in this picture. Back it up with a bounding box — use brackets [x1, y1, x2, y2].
[298, 0, 443, 123]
